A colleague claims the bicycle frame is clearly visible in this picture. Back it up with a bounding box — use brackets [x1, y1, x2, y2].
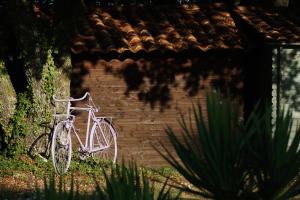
[53, 93, 111, 154]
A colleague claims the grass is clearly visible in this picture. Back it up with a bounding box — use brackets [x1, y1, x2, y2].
[0, 154, 190, 200]
[0, 154, 51, 177]
[0, 154, 183, 181]
[0, 154, 113, 177]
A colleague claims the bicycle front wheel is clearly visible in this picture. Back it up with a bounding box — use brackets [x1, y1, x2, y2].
[89, 120, 117, 163]
[51, 121, 72, 174]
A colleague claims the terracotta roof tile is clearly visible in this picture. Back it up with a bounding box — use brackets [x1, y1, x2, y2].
[235, 6, 300, 43]
[72, 3, 242, 56]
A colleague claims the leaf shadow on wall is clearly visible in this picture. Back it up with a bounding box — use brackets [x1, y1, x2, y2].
[71, 51, 244, 111]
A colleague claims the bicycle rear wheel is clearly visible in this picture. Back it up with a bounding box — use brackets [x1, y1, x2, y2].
[28, 133, 51, 161]
[89, 120, 117, 163]
[51, 121, 72, 174]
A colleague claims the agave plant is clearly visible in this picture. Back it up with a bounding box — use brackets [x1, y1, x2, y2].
[36, 162, 180, 200]
[248, 107, 300, 199]
[158, 91, 255, 199]
[35, 175, 88, 200]
[159, 90, 300, 200]
[96, 161, 180, 200]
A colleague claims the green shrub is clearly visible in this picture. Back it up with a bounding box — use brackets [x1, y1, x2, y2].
[2, 49, 59, 157]
[248, 107, 300, 199]
[96, 162, 180, 200]
[4, 92, 32, 157]
[159, 91, 253, 199]
[160, 91, 300, 199]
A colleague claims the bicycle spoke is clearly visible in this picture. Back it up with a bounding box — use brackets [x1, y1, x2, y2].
[90, 120, 117, 163]
[29, 132, 51, 160]
[51, 121, 72, 175]
[95, 128, 102, 148]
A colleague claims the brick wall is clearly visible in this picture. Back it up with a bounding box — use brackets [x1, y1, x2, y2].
[71, 53, 244, 167]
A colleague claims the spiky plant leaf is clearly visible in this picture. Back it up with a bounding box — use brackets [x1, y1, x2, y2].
[158, 91, 255, 199]
[248, 107, 300, 200]
[35, 175, 90, 200]
[95, 161, 180, 200]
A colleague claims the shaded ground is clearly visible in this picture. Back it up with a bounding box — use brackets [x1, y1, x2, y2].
[0, 155, 101, 199]
[0, 155, 197, 200]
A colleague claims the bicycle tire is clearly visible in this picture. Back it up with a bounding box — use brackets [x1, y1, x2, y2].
[28, 132, 51, 161]
[89, 119, 117, 163]
[51, 121, 72, 174]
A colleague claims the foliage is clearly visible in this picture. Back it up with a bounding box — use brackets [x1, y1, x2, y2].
[0, 154, 179, 183]
[1, 49, 61, 157]
[30, 49, 58, 130]
[0, 60, 16, 141]
[0, 61, 7, 76]
[3, 92, 32, 157]
[160, 91, 300, 199]
[33, 162, 180, 200]
[159, 91, 253, 199]
[0, 155, 33, 176]
[41, 50, 57, 97]
[248, 107, 300, 199]
[96, 162, 180, 200]
[0, 0, 58, 156]
[0, 154, 54, 178]
[35, 175, 90, 200]
[69, 156, 110, 175]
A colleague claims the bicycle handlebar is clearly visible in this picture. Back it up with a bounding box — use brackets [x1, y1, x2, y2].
[52, 92, 90, 102]
[52, 92, 100, 112]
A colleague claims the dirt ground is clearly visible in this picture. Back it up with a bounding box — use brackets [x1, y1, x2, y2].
[0, 155, 197, 200]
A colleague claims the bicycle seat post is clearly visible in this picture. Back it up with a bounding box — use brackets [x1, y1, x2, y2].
[66, 100, 71, 119]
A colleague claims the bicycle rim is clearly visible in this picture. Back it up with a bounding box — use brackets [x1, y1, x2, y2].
[51, 121, 72, 174]
[90, 120, 117, 163]
[29, 133, 51, 160]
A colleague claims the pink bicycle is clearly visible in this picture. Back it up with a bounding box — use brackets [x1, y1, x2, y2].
[51, 92, 117, 174]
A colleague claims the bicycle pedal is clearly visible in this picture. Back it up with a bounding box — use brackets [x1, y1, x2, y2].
[79, 153, 88, 160]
